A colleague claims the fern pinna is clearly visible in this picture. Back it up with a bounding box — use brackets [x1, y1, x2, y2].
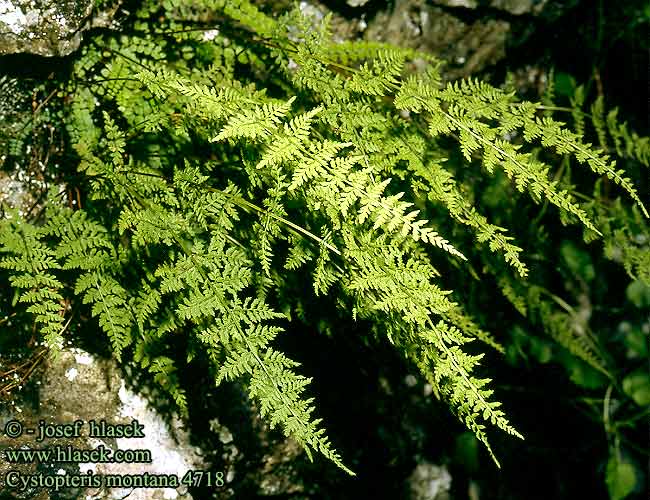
[1, 0, 647, 473]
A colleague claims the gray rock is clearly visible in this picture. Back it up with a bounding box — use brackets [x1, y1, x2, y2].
[0, 348, 205, 499]
[346, 0, 370, 7]
[406, 462, 452, 500]
[431, 0, 550, 15]
[431, 0, 478, 8]
[364, 0, 510, 79]
[0, 170, 35, 214]
[272, 0, 525, 79]
[489, 0, 550, 16]
[302, 0, 566, 79]
[0, 0, 120, 57]
[256, 438, 305, 496]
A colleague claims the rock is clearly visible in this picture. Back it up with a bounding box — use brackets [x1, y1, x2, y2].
[312, 0, 572, 79]
[364, 0, 510, 79]
[489, 0, 550, 16]
[406, 462, 452, 500]
[0, 348, 206, 499]
[0, 76, 63, 218]
[0, 170, 35, 215]
[299, 0, 511, 78]
[431, 0, 478, 8]
[295, 0, 368, 40]
[429, 0, 551, 16]
[0, 343, 316, 499]
[0, 0, 120, 57]
[346, 0, 370, 7]
[256, 438, 305, 496]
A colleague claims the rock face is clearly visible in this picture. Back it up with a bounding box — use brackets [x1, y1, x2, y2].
[346, 0, 370, 7]
[364, 0, 511, 79]
[432, 0, 551, 15]
[0, 348, 205, 500]
[0, 0, 118, 56]
[406, 462, 452, 500]
[488, 0, 550, 15]
[309, 0, 572, 80]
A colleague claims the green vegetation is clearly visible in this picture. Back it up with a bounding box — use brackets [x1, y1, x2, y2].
[1, 0, 648, 497]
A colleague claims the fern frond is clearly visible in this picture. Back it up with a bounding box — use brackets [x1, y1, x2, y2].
[11, 0, 645, 476]
[213, 97, 296, 142]
[346, 49, 405, 97]
[0, 213, 66, 351]
[288, 140, 352, 192]
[256, 106, 323, 170]
[418, 320, 523, 467]
[523, 116, 648, 218]
[75, 272, 134, 360]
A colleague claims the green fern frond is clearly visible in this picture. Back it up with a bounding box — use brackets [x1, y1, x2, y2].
[4, 0, 646, 478]
[523, 115, 648, 218]
[0, 212, 66, 351]
[346, 49, 405, 97]
[213, 97, 296, 143]
[75, 272, 134, 360]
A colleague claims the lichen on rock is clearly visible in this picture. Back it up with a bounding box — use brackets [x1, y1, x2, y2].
[0, 0, 119, 56]
[0, 348, 206, 499]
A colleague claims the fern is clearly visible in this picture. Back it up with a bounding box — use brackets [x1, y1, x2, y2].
[590, 96, 650, 167]
[0, 208, 66, 352]
[1, 0, 648, 478]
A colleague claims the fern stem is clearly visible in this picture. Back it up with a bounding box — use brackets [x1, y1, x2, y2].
[226, 193, 343, 256]
[0, 312, 16, 326]
[535, 105, 593, 119]
[603, 383, 613, 435]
